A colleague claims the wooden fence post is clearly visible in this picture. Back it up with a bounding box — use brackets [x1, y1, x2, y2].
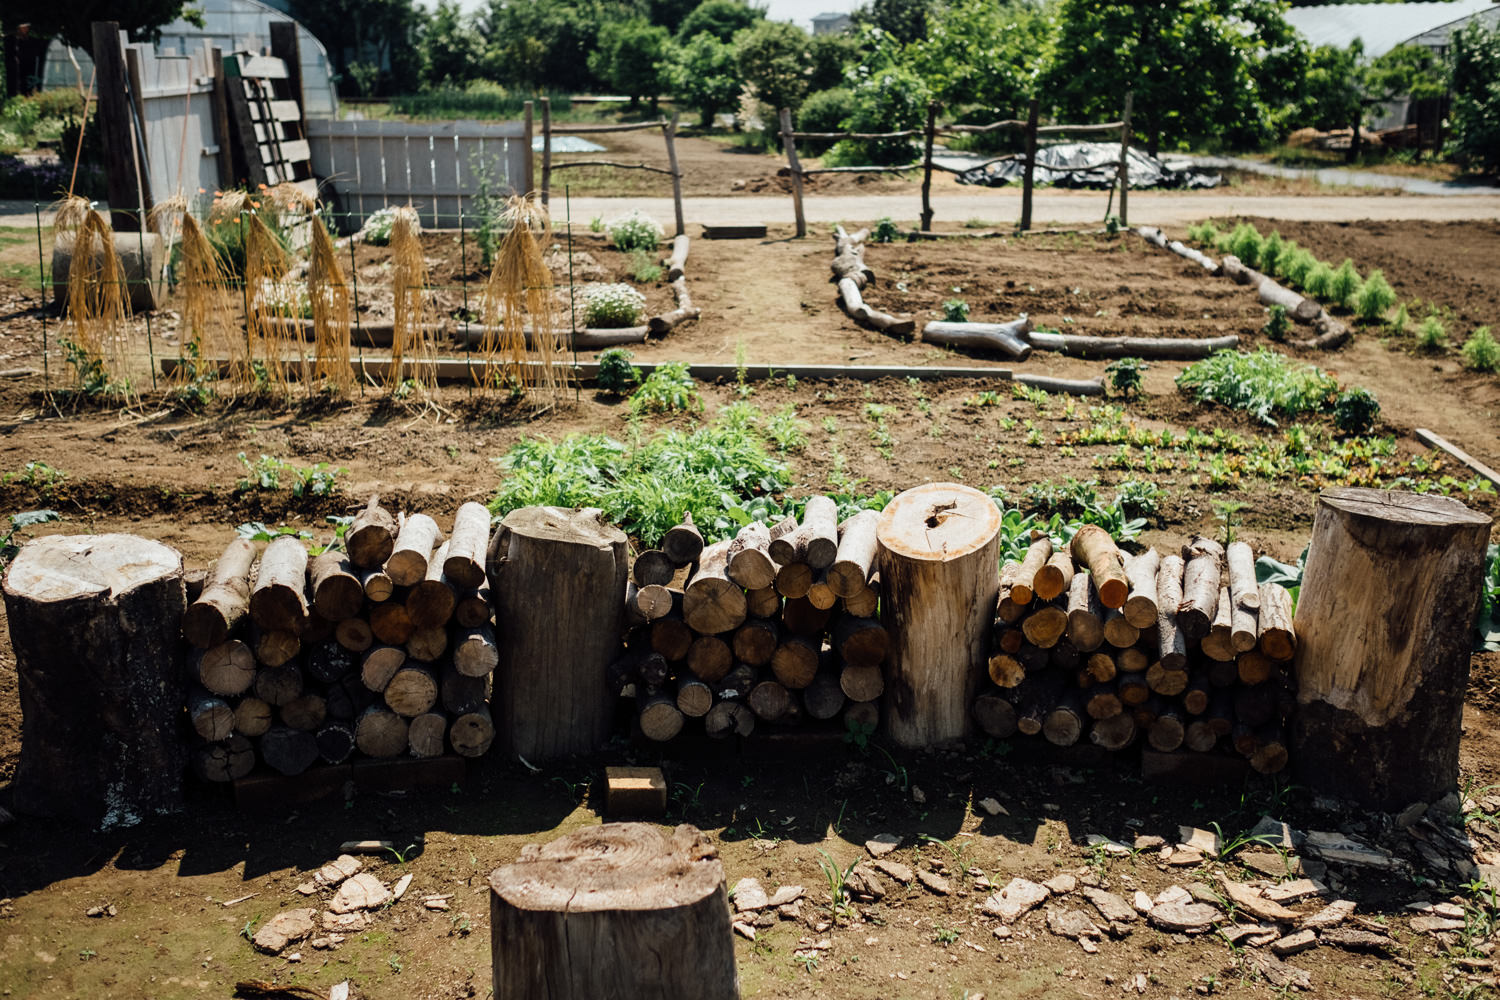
[919, 101, 937, 232]
[1117, 91, 1132, 227]
[778, 107, 806, 239]
[1021, 98, 1038, 232]
[539, 96, 551, 207]
[665, 111, 684, 237]
[91, 22, 141, 232]
[522, 100, 534, 195]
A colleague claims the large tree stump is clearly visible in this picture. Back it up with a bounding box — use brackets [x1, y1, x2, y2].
[876, 483, 1002, 748]
[1292, 488, 1491, 808]
[489, 823, 737, 1000]
[2, 533, 186, 824]
[489, 506, 628, 759]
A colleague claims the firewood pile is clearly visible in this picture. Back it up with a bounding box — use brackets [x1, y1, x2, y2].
[975, 529, 1294, 772]
[609, 500, 889, 742]
[180, 497, 497, 781]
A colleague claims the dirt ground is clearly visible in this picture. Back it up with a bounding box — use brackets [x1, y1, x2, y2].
[0, 220, 1498, 999]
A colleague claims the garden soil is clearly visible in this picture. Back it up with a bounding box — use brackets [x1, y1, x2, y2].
[0, 221, 1497, 999]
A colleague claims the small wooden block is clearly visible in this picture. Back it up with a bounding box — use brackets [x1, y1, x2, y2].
[604, 766, 667, 817]
[1141, 749, 1251, 785]
[701, 224, 767, 240]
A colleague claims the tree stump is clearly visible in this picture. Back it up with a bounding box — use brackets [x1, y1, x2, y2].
[876, 483, 1002, 748]
[489, 823, 737, 1000]
[489, 506, 628, 759]
[2, 533, 186, 823]
[1292, 488, 1491, 808]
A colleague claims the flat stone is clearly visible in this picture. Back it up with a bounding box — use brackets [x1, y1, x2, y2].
[1240, 850, 1302, 879]
[1043, 874, 1078, 895]
[1085, 834, 1132, 856]
[982, 878, 1050, 922]
[1300, 899, 1355, 930]
[733, 877, 769, 911]
[1149, 901, 1220, 934]
[1221, 879, 1302, 923]
[1304, 831, 1394, 869]
[1264, 878, 1325, 903]
[1321, 927, 1392, 952]
[252, 908, 317, 954]
[1271, 930, 1317, 956]
[1046, 907, 1103, 940]
[1133, 890, 1154, 914]
[1084, 888, 1138, 926]
[872, 860, 913, 885]
[1154, 885, 1191, 907]
[322, 911, 372, 931]
[978, 797, 1006, 816]
[1179, 826, 1222, 858]
[1411, 914, 1466, 934]
[866, 834, 901, 858]
[1249, 816, 1300, 851]
[328, 873, 390, 914]
[1134, 834, 1166, 851]
[917, 870, 951, 895]
[768, 884, 804, 907]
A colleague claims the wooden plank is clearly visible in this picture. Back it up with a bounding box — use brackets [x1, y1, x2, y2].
[1414, 429, 1500, 487]
[603, 766, 667, 817]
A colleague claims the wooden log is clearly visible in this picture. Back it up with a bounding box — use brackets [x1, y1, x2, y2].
[683, 539, 746, 635]
[840, 663, 885, 703]
[361, 644, 407, 693]
[388, 514, 443, 587]
[407, 711, 447, 757]
[255, 662, 304, 707]
[877, 484, 1001, 747]
[488, 823, 736, 1000]
[189, 688, 235, 742]
[1201, 587, 1236, 661]
[355, 705, 410, 758]
[1122, 548, 1160, 628]
[973, 687, 1019, 737]
[1027, 330, 1239, 360]
[193, 733, 256, 782]
[445, 502, 491, 590]
[306, 638, 357, 684]
[250, 535, 309, 633]
[651, 614, 694, 662]
[834, 615, 890, 669]
[844, 577, 879, 619]
[1043, 693, 1086, 747]
[800, 496, 840, 570]
[783, 595, 831, 635]
[1070, 525, 1128, 609]
[1101, 607, 1139, 649]
[733, 617, 779, 667]
[234, 696, 273, 737]
[1257, 582, 1296, 661]
[803, 670, 847, 720]
[450, 704, 495, 757]
[182, 538, 256, 647]
[676, 677, 714, 718]
[369, 600, 415, 646]
[922, 317, 1034, 359]
[1155, 554, 1188, 670]
[254, 626, 300, 668]
[490, 507, 627, 759]
[660, 512, 704, 567]
[281, 691, 328, 732]
[454, 625, 500, 677]
[770, 636, 819, 690]
[1291, 489, 1491, 805]
[441, 666, 490, 715]
[633, 549, 676, 587]
[1147, 705, 1186, 752]
[1178, 536, 1224, 641]
[725, 521, 777, 591]
[196, 639, 256, 696]
[316, 720, 356, 764]
[260, 725, 319, 776]
[456, 585, 493, 628]
[336, 616, 374, 653]
[309, 552, 363, 622]
[748, 679, 792, 721]
[829, 510, 879, 598]
[1090, 711, 1138, 751]
[362, 567, 394, 603]
[1021, 601, 1068, 648]
[686, 634, 733, 683]
[1145, 662, 1188, 697]
[347, 495, 397, 569]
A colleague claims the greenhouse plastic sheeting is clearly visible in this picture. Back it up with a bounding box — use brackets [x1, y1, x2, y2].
[956, 143, 1222, 190]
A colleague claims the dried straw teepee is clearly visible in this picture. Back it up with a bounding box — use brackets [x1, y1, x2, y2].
[481, 195, 566, 400]
[388, 206, 435, 392]
[54, 195, 128, 392]
[308, 212, 353, 392]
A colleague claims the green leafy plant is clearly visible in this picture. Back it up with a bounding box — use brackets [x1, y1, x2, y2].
[941, 298, 970, 322]
[596, 347, 641, 395]
[1326, 258, 1363, 310]
[1105, 356, 1147, 397]
[1353, 269, 1396, 323]
[581, 282, 647, 328]
[1263, 304, 1289, 342]
[629, 361, 701, 416]
[1176, 349, 1339, 427]
[1462, 326, 1500, 372]
[628, 247, 663, 283]
[872, 216, 900, 243]
[607, 210, 664, 252]
[1417, 314, 1449, 352]
[1333, 387, 1381, 435]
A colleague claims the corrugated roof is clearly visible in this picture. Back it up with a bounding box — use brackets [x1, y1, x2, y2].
[1284, 0, 1494, 57]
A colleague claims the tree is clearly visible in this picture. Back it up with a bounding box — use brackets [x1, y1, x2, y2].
[664, 31, 742, 126]
[588, 18, 671, 108]
[420, 0, 484, 88]
[676, 0, 762, 42]
[853, 0, 932, 44]
[735, 20, 810, 114]
[1448, 17, 1500, 173]
[4, 0, 200, 52]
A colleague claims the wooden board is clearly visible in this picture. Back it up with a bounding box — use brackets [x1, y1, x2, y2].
[701, 224, 768, 239]
[603, 766, 667, 817]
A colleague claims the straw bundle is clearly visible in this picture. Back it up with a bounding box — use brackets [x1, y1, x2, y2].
[308, 214, 353, 391]
[481, 195, 566, 400]
[388, 205, 435, 392]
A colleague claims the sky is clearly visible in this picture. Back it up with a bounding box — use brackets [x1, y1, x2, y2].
[417, 0, 864, 32]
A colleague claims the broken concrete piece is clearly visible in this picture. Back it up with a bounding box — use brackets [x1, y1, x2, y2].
[1084, 888, 1138, 927]
[1300, 899, 1355, 930]
[1271, 930, 1317, 956]
[1179, 826, 1222, 857]
[328, 873, 390, 914]
[1149, 901, 1220, 934]
[1043, 874, 1077, 895]
[252, 908, 318, 954]
[873, 860, 914, 885]
[982, 878, 1050, 922]
[733, 878, 769, 912]
[1221, 879, 1302, 923]
[916, 870, 951, 896]
[767, 885, 803, 907]
[1047, 907, 1103, 940]
[865, 834, 901, 857]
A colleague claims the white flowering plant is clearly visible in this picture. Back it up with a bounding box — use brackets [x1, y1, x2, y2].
[607, 210, 664, 252]
[580, 282, 646, 328]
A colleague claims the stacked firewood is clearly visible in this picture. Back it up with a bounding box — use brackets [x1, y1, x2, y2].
[610, 500, 889, 742]
[973, 528, 1295, 773]
[181, 497, 498, 781]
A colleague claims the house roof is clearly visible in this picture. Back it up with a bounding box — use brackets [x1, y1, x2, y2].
[1284, 0, 1494, 57]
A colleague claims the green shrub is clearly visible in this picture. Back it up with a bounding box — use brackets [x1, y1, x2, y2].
[1326, 259, 1363, 310]
[941, 299, 969, 322]
[580, 283, 646, 328]
[596, 348, 640, 394]
[1227, 222, 1265, 269]
[1462, 326, 1500, 372]
[1389, 302, 1410, 336]
[1353, 269, 1396, 323]
[1302, 260, 1335, 299]
[1417, 314, 1449, 352]
[1176, 348, 1339, 426]
[1333, 387, 1381, 434]
[630, 361, 701, 415]
[1263, 305, 1289, 342]
[607, 210, 664, 252]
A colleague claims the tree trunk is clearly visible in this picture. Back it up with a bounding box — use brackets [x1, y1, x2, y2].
[491, 506, 628, 760]
[250, 535, 309, 634]
[445, 502, 491, 590]
[347, 495, 397, 569]
[877, 483, 1002, 747]
[1292, 488, 1491, 807]
[921, 318, 1034, 359]
[489, 824, 736, 1000]
[182, 537, 255, 647]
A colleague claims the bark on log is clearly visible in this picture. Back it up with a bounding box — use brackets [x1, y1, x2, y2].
[1123, 548, 1161, 628]
[1012, 536, 1052, 605]
[1070, 525, 1128, 608]
[489, 824, 736, 1000]
[234, 696, 273, 737]
[182, 538, 256, 647]
[633, 549, 677, 587]
[1178, 536, 1225, 641]
[492, 506, 629, 759]
[450, 705, 495, 757]
[261, 725, 319, 776]
[193, 733, 255, 782]
[726, 521, 777, 591]
[877, 484, 1001, 747]
[1257, 582, 1297, 661]
[1291, 489, 1490, 806]
[196, 639, 256, 696]
[455, 625, 500, 677]
[683, 539, 747, 635]
[1027, 331, 1239, 359]
[250, 535, 309, 633]
[921, 318, 1034, 360]
[829, 510, 879, 597]
[445, 502, 491, 590]
[973, 688, 1018, 737]
[310, 552, 363, 622]
[355, 705, 410, 758]
[347, 495, 397, 569]
[1155, 554, 1188, 669]
[661, 513, 704, 567]
[387, 513, 443, 587]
